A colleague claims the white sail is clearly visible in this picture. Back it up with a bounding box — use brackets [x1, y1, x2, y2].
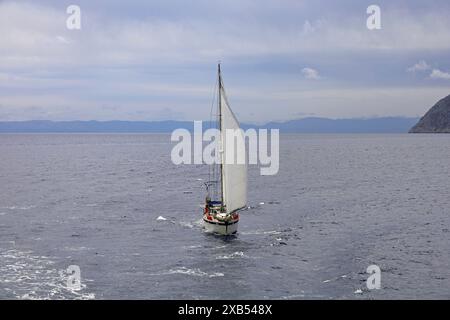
[220, 87, 247, 213]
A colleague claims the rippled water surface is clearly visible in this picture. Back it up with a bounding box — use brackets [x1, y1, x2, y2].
[0, 134, 449, 299]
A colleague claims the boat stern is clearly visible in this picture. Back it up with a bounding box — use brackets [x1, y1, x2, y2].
[203, 211, 239, 235]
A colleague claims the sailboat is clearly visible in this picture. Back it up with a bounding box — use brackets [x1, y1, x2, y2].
[203, 63, 247, 235]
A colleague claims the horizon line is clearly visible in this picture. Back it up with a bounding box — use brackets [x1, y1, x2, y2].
[0, 116, 420, 124]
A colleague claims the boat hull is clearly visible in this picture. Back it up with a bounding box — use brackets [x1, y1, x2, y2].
[203, 215, 238, 235]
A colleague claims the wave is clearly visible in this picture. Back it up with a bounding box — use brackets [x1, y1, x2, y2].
[1, 205, 36, 210]
[216, 251, 246, 260]
[0, 248, 95, 300]
[149, 267, 224, 278]
[240, 229, 282, 235]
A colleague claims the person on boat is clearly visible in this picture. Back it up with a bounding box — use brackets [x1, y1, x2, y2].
[205, 196, 211, 214]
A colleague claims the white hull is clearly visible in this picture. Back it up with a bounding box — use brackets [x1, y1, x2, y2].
[203, 216, 238, 235]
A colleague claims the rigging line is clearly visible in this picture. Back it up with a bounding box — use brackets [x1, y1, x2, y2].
[209, 76, 219, 130]
[208, 74, 219, 195]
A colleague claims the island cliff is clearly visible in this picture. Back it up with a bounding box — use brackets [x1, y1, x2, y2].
[410, 94, 450, 133]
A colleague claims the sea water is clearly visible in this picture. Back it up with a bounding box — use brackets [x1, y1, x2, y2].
[0, 133, 449, 299]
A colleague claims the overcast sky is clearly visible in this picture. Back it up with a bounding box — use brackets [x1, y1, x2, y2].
[1, 0, 450, 122]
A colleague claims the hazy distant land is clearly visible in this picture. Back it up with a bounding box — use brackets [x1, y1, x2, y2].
[0, 117, 419, 133]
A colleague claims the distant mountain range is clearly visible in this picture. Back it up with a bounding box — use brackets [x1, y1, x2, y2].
[0, 117, 419, 133]
[258, 117, 419, 133]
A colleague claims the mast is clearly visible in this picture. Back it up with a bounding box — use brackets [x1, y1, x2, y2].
[218, 63, 224, 206]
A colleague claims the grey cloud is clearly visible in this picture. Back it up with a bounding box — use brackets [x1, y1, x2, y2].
[1, 0, 450, 121]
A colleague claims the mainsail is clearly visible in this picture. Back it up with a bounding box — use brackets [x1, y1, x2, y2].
[219, 79, 247, 214]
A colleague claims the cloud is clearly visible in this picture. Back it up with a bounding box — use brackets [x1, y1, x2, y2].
[407, 61, 450, 81]
[55, 36, 71, 44]
[429, 69, 450, 80]
[407, 60, 431, 72]
[1, 1, 450, 121]
[301, 67, 320, 80]
[2, 1, 450, 71]
[302, 20, 317, 35]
